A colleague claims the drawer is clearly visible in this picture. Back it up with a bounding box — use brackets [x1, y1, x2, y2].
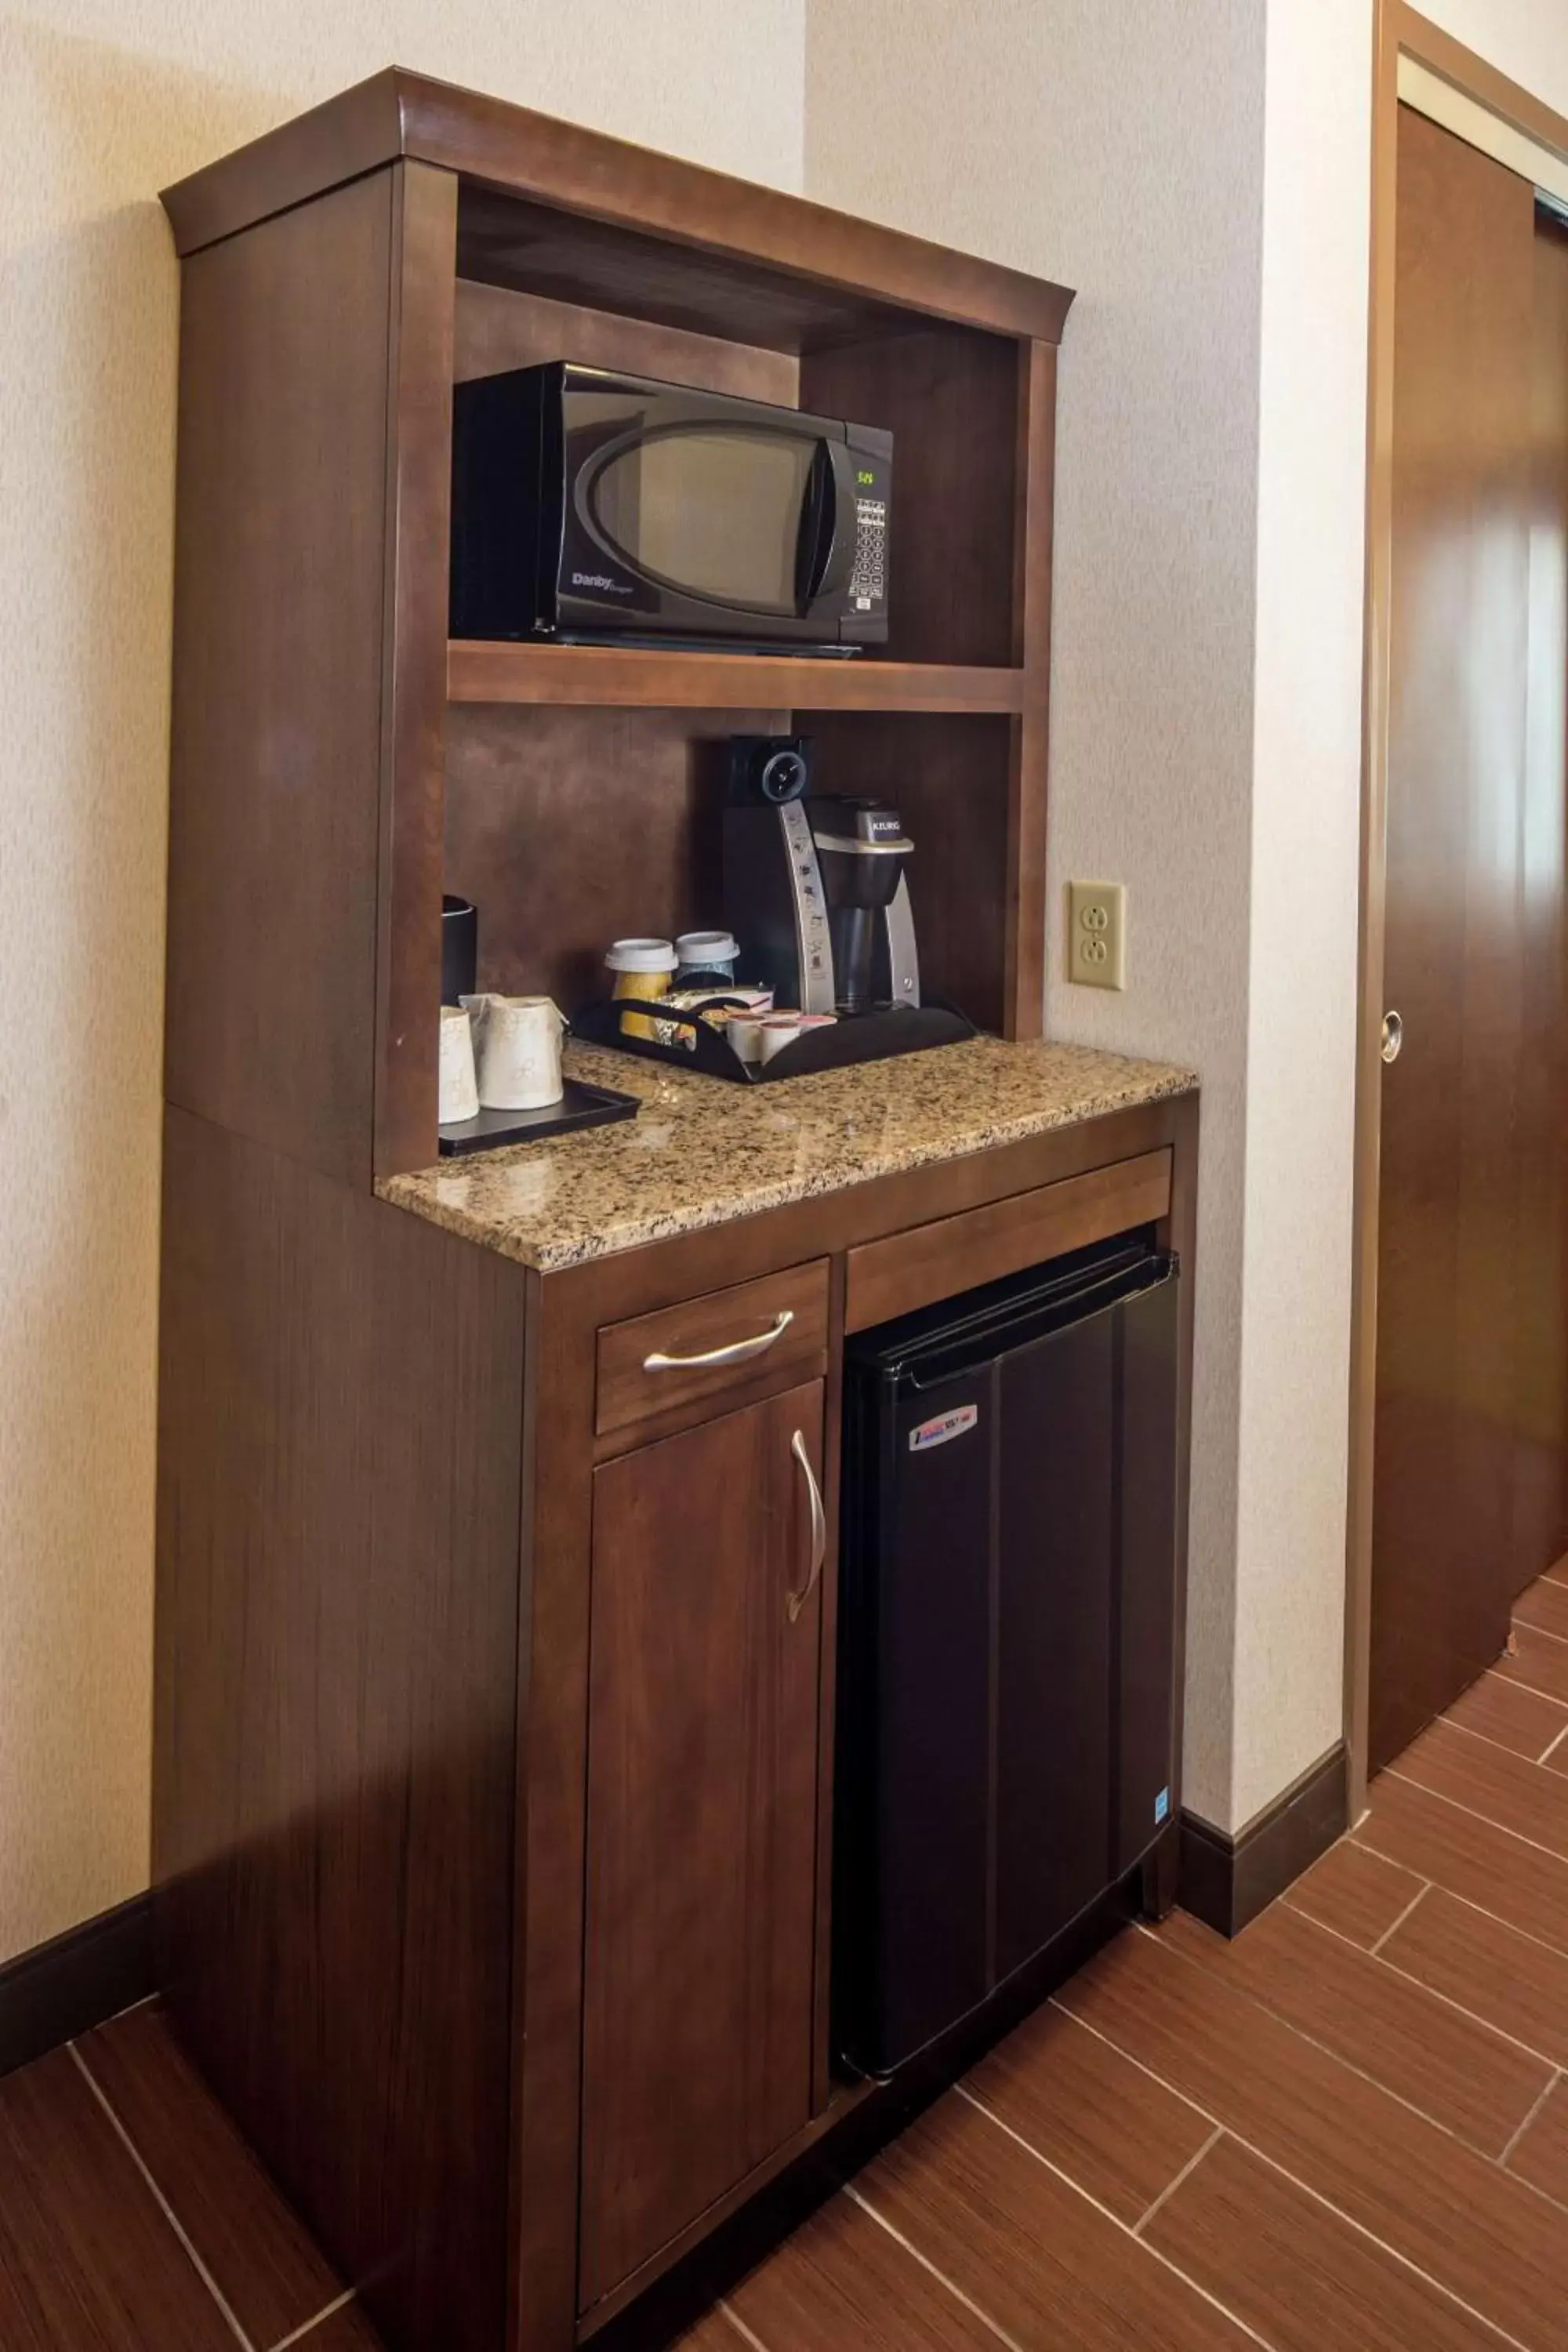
[845, 1149, 1172, 1331]
[596, 1261, 831, 1439]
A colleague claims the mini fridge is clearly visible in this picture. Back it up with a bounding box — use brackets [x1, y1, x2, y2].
[833, 1233, 1181, 2078]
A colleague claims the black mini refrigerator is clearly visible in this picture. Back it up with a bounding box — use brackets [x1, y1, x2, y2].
[833, 1234, 1181, 2078]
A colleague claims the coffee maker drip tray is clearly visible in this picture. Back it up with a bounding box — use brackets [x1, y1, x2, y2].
[571, 996, 975, 1084]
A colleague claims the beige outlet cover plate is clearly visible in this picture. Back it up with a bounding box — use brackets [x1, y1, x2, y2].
[1068, 880, 1126, 990]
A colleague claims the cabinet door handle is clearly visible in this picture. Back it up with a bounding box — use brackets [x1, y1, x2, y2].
[643, 1308, 793, 1373]
[787, 1428, 826, 1624]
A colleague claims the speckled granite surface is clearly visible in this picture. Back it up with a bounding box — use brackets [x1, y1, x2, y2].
[376, 1036, 1196, 1272]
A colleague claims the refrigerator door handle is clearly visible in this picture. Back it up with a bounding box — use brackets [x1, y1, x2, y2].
[787, 1428, 826, 1624]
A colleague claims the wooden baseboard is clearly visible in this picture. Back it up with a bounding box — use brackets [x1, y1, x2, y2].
[0, 1893, 154, 2080]
[1178, 1743, 1348, 1939]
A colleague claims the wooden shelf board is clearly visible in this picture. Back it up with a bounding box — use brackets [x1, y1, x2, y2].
[447, 641, 1029, 715]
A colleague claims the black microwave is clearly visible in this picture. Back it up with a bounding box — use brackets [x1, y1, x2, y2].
[449, 362, 892, 652]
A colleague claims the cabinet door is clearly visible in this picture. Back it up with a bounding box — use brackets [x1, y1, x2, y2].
[579, 1378, 826, 2310]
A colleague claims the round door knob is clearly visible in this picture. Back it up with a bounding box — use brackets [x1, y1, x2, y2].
[1381, 1010, 1403, 1064]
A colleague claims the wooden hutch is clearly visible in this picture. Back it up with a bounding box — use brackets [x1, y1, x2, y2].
[154, 69, 1196, 2352]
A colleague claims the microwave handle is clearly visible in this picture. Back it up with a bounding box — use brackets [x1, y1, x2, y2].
[800, 436, 857, 607]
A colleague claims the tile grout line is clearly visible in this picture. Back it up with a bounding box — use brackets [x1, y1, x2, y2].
[68, 2041, 258, 2352]
[1131, 2121, 1225, 2237]
[1509, 1613, 1568, 1648]
[840, 2180, 1032, 2352]
[715, 2297, 775, 2352]
[1051, 1998, 1531, 2352]
[267, 2286, 358, 2351]
[1497, 2067, 1563, 2169]
[1440, 1715, 1568, 1773]
[950, 2085, 1282, 2352]
[1131, 1921, 1568, 2204]
[1281, 1893, 1568, 2071]
[1369, 1880, 1430, 1955]
[1439, 1717, 1568, 1769]
[1352, 1826, 1568, 1965]
[1538, 1721, 1568, 1767]
[1381, 1766, 1568, 1867]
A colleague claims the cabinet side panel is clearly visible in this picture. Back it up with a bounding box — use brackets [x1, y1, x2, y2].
[153, 1106, 525, 2352]
[165, 174, 394, 1184]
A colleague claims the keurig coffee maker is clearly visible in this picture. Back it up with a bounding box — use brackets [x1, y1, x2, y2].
[724, 735, 921, 1015]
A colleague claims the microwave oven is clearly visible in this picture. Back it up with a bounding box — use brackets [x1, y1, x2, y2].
[449, 362, 892, 652]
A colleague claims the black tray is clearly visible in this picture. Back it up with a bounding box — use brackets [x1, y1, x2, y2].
[571, 996, 975, 1082]
[437, 1075, 640, 1156]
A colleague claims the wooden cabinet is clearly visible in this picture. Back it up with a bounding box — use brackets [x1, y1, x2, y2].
[579, 1380, 827, 2308]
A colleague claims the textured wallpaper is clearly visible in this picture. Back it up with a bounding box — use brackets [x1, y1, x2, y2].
[0, 0, 805, 1969]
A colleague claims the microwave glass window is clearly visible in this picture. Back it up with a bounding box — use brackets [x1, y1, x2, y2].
[590, 429, 815, 614]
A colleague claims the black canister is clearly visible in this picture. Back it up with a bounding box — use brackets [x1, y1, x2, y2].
[442, 895, 477, 1005]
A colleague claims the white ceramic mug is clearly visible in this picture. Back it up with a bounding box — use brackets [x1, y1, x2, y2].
[438, 1004, 479, 1124]
[461, 993, 567, 1110]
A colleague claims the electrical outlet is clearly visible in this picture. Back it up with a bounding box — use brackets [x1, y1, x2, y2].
[1068, 880, 1126, 990]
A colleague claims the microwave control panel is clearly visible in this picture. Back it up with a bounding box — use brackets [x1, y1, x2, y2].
[843, 430, 891, 629]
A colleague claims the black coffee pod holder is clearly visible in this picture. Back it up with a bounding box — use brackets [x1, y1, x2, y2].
[571, 996, 975, 1083]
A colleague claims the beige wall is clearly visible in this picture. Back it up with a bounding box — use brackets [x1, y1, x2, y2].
[806, 0, 1271, 1827]
[0, 0, 805, 1969]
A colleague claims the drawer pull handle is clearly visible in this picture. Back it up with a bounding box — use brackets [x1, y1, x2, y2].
[787, 1429, 826, 1624]
[643, 1308, 794, 1373]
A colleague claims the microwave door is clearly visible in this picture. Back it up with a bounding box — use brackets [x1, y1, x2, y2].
[565, 412, 842, 644]
[797, 437, 857, 619]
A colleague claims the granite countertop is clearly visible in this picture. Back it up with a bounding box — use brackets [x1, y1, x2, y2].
[376, 1036, 1197, 1272]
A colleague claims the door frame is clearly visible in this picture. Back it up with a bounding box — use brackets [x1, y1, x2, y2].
[1346, 3, 1568, 1818]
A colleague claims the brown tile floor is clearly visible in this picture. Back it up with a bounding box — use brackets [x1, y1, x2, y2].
[10, 1564, 1568, 2350]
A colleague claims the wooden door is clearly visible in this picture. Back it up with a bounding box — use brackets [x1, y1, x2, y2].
[1372, 107, 1568, 1770]
[579, 1380, 826, 2310]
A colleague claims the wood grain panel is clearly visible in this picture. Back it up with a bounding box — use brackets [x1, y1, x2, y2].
[801, 328, 1025, 670]
[164, 171, 397, 1185]
[579, 1384, 825, 2309]
[1381, 1884, 1568, 2067]
[446, 641, 1028, 713]
[442, 702, 786, 1014]
[0, 2048, 237, 2351]
[963, 1996, 1214, 2225]
[1372, 107, 1539, 1769]
[78, 2004, 339, 2350]
[1145, 2128, 1517, 2352]
[153, 1109, 526, 2352]
[1057, 1926, 1568, 2349]
[1283, 1836, 1427, 1949]
[1359, 1768, 1568, 1955]
[1392, 1718, 1568, 1857]
[1443, 1668, 1568, 1759]
[725, 2190, 1002, 2352]
[1510, 212, 1568, 1593]
[858, 2090, 1256, 2350]
[1506, 2076, 1568, 2203]
[453, 276, 798, 404]
[373, 162, 457, 1180]
[846, 1149, 1171, 1330]
[1160, 1903, 1551, 2157]
[596, 1261, 829, 1439]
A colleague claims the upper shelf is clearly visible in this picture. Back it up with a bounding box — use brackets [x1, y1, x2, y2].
[446, 641, 1032, 714]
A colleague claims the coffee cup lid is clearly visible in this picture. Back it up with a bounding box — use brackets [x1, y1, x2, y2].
[675, 931, 739, 964]
[606, 938, 676, 972]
